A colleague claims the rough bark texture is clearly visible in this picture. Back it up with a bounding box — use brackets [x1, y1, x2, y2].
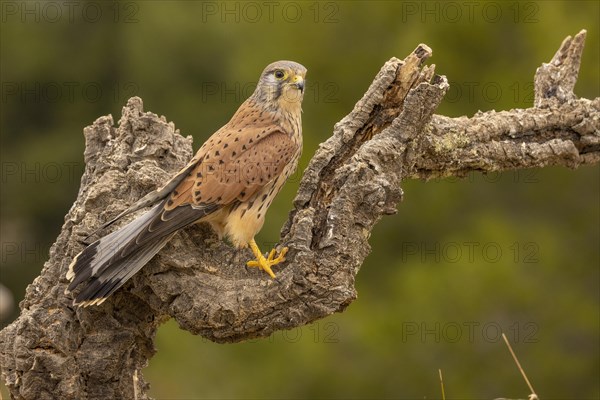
[1, 30, 598, 399]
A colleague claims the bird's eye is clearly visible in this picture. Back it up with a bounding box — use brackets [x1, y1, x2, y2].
[274, 70, 285, 79]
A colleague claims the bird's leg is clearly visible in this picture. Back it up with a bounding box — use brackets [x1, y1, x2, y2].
[246, 238, 288, 278]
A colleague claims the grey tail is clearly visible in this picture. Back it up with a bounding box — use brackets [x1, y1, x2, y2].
[66, 200, 214, 307]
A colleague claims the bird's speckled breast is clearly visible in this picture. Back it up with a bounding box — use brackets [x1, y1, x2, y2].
[215, 114, 302, 248]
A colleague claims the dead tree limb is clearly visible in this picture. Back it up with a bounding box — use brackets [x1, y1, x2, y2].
[1, 30, 597, 399]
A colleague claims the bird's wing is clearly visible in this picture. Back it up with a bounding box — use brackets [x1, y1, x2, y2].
[165, 123, 298, 211]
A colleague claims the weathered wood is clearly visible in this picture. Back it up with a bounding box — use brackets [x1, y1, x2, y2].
[1, 31, 597, 399]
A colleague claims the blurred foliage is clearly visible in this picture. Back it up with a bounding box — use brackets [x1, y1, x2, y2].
[1, 1, 599, 398]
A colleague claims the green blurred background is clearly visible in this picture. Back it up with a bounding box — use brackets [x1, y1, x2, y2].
[1, 1, 598, 398]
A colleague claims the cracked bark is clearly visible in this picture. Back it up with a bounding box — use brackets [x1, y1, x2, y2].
[1, 30, 598, 399]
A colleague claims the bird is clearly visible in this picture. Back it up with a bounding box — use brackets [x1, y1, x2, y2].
[66, 60, 307, 307]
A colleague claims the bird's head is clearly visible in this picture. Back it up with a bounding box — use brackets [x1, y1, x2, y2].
[254, 60, 307, 112]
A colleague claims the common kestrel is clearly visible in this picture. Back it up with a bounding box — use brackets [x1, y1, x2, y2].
[66, 60, 307, 306]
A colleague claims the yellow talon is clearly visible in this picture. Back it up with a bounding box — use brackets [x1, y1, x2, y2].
[247, 239, 288, 278]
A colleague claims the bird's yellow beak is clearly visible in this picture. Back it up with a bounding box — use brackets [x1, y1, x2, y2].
[291, 74, 305, 92]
